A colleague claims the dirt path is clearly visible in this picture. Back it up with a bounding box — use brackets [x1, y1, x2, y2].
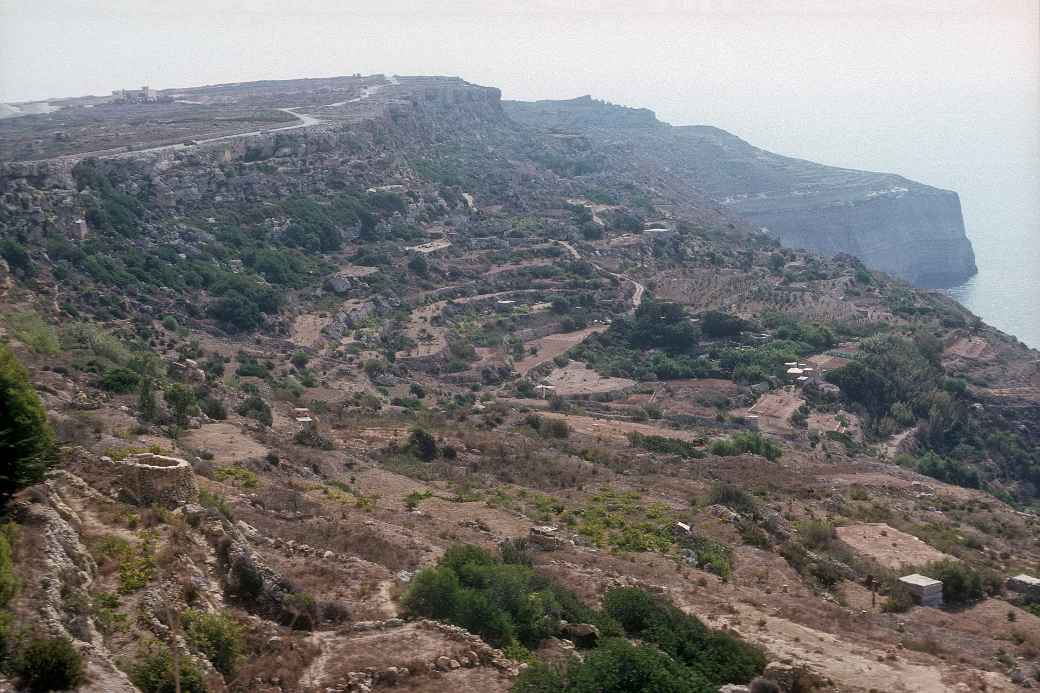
[297, 630, 341, 691]
[881, 427, 914, 460]
[397, 290, 546, 359]
[557, 240, 644, 313]
[515, 326, 606, 375]
[28, 75, 399, 164]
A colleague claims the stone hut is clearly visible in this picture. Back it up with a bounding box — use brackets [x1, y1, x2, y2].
[116, 453, 199, 508]
[899, 573, 943, 607]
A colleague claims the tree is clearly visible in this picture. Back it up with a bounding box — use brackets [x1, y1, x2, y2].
[100, 366, 140, 393]
[137, 378, 159, 422]
[700, 311, 746, 338]
[0, 344, 54, 498]
[13, 636, 85, 692]
[407, 253, 429, 277]
[182, 609, 243, 677]
[164, 384, 197, 426]
[0, 240, 34, 277]
[407, 428, 438, 461]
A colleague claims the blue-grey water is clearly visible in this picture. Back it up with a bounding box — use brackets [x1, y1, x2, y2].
[943, 207, 1040, 350]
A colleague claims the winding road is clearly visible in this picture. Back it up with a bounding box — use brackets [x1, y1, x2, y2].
[30, 75, 401, 164]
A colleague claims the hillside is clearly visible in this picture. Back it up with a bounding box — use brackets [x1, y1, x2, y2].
[505, 96, 978, 287]
[0, 74, 1039, 693]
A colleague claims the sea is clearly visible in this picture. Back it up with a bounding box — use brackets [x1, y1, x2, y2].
[943, 209, 1040, 351]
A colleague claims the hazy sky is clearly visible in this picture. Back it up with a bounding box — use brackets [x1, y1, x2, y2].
[2, 0, 1038, 341]
[1, 1, 1035, 177]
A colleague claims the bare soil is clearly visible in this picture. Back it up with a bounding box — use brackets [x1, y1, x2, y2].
[835, 523, 954, 569]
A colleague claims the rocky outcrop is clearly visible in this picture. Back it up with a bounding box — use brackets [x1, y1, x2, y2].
[504, 98, 977, 288]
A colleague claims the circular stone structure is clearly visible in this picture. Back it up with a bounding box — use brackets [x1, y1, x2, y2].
[117, 453, 199, 508]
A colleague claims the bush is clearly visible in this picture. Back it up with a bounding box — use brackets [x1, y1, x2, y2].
[543, 418, 570, 439]
[0, 344, 55, 497]
[406, 428, 438, 461]
[709, 432, 781, 461]
[236, 395, 272, 426]
[707, 482, 757, 516]
[881, 582, 915, 613]
[14, 636, 85, 692]
[0, 239, 34, 277]
[700, 311, 746, 338]
[628, 432, 705, 459]
[163, 384, 197, 426]
[924, 560, 985, 605]
[100, 366, 141, 393]
[130, 642, 207, 693]
[402, 544, 604, 650]
[516, 637, 710, 693]
[294, 428, 335, 450]
[182, 609, 243, 677]
[200, 396, 228, 420]
[602, 587, 764, 686]
[0, 528, 17, 608]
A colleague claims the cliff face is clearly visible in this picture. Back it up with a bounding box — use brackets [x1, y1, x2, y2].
[672, 126, 977, 287]
[505, 100, 978, 287]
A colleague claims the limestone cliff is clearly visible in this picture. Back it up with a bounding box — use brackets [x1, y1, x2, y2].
[505, 97, 977, 287]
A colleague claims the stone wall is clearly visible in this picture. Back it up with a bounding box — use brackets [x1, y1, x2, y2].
[116, 453, 199, 508]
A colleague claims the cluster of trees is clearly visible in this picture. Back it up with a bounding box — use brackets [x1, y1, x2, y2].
[825, 334, 943, 422]
[571, 301, 714, 380]
[0, 345, 54, 499]
[73, 159, 146, 238]
[708, 432, 782, 462]
[402, 544, 614, 648]
[516, 587, 765, 693]
[404, 544, 764, 693]
[627, 432, 705, 459]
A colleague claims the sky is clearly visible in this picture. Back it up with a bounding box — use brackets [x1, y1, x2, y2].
[1, 0, 1038, 343]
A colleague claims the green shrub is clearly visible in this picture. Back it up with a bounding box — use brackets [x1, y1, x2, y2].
[543, 418, 570, 439]
[182, 609, 243, 677]
[402, 544, 604, 650]
[406, 428, 438, 461]
[603, 587, 764, 686]
[0, 526, 18, 608]
[0, 239, 34, 277]
[100, 366, 141, 393]
[924, 559, 984, 605]
[628, 432, 705, 459]
[294, 428, 335, 450]
[709, 432, 782, 461]
[14, 636, 85, 692]
[516, 637, 711, 692]
[163, 384, 197, 426]
[7, 313, 59, 354]
[200, 396, 228, 420]
[213, 465, 259, 488]
[130, 642, 207, 693]
[706, 482, 757, 516]
[881, 582, 915, 613]
[199, 489, 232, 519]
[0, 344, 55, 497]
[236, 395, 272, 426]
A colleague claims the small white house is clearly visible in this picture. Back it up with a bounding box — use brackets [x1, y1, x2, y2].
[899, 574, 943, 607]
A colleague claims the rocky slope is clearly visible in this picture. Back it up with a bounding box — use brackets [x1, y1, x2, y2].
[2, 74, 1040, 693]
[505, 96, 977, 287]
